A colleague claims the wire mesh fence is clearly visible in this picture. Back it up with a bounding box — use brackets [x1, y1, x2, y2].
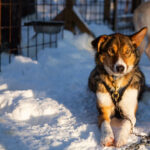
[0, 0, 65, 71]
[0, 0, 141, 71]
[114, 0, 134, 33]
[75, 0, 104, 24]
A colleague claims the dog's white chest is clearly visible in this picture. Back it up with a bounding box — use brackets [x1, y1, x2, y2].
[119, 88, 138, 116]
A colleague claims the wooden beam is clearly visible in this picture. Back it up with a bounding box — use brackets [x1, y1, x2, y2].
[53, 0, 95, 37]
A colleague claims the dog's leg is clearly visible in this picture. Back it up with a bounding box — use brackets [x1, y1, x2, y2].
[115, 88, 138, 147]
[97, 92, 114, 146]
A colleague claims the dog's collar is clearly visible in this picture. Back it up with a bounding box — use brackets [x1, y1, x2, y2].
[101, 76, 133, 105]
[112, 75, 120, 81]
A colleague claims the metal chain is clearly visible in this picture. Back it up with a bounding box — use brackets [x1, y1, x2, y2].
[125, 135, 150, 150]
[111, 79, 150, 150]
[115, 97, 150, 150]
[116, 103, 150, 150]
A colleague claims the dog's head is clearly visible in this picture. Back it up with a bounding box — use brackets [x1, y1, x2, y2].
[92, 27, 147, 77]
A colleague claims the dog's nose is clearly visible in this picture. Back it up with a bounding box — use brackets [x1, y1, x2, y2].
[116, 65, 125, 73]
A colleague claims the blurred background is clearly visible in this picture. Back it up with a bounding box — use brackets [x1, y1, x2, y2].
[0, 0, 149, 71]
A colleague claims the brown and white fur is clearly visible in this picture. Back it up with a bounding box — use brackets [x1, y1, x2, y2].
[88, 27, 147, 147]
[133, 1, 150, 58]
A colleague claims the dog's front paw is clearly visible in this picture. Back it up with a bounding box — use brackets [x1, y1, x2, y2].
[100, 121, 114, 146]
[115, 135, 128, 147]
[115, 137, 127, 147]
[115, 121, 131, 147]
[101, 132, 114, 146]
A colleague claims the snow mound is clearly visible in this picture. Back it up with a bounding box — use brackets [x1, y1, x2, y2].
[73, 33, 94, 52]
[9, 96, 61, 121]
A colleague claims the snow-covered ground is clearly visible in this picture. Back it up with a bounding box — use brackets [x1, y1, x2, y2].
[0, 24, 150, 150]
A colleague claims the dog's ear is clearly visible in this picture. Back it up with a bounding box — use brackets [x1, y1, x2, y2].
[131, 27, 147, 48]
[91, 35, 107, 52]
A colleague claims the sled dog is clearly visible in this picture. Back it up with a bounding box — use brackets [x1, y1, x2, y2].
[133, 1, 150, 58]
[88, 27, 147, 147]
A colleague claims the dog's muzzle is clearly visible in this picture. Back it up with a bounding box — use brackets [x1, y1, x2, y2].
[115, 65, 125, 73]
[114, 58, 127, 74]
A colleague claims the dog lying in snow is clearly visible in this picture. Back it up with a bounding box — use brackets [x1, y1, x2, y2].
[133, 1, 150, 58]
[88, 27, 147, 147]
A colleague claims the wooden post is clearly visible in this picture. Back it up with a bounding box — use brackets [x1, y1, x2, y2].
[65, 0, 76, 33]
[113, 0, 118, 31]
[65, 0, 75, 9]
[104, 0, 111, 23]
[0, 0, 1, 46]
[1, 0, 21, 54]
[21, 0, 35, 17]
[131, 0, 141, 13]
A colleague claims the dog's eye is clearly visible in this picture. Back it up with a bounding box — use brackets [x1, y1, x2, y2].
[108, 48, 115, 56]
[124, 49, 131, 56]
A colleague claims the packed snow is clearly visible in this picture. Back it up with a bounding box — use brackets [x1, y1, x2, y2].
[0, 24, 150, 150]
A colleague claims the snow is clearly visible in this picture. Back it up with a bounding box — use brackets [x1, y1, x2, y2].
[0, 24, 150, 150]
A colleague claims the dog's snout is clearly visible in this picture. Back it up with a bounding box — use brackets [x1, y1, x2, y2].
[116, 65, 125, 73]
